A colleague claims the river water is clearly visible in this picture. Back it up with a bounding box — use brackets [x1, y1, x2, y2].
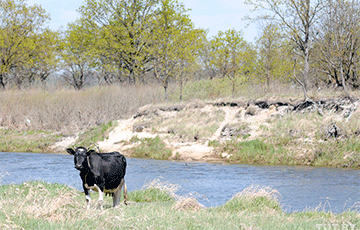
[1, 152, 360, 213]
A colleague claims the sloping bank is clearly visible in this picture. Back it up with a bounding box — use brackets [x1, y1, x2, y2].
[55, 97, 360, 168]
[3, 97, 360, 168]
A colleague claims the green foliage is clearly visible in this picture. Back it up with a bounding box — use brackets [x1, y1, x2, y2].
[128, 188, 174, 203]
[0, 129, 62, 153]
[216, 139, 291, 165]
[0, 0, 51, 88]
[129, 136, 172, 160]
[75, 121, 116, 149]
[59, 19, 97, 89]
[151, 0, 205, 100]
[79, 0, 159, 83]
[255, 23, 293, 89]
[210, 29, 256, 96]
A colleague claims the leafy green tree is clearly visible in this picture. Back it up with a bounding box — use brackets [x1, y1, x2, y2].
[79, 0, 158, 83]
[30, 29, 60, 84]
[198, 35, 219, 80]
[151, 0, 205, 100]
[60, 20, 97, 90]
[211, 29, 256, 97]
[0, 0, 50, 88]
[256, 23, 292, 90]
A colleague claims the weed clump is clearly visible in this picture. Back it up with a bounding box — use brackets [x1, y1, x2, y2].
[220, 185, 282, 212]
[173, 197, 204, 212]
[128, 179, 178, 203]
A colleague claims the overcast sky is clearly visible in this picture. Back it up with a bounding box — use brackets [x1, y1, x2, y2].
[27, 0, 259, 42]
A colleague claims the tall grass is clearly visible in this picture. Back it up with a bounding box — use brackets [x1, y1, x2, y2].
[0, 84, 164, 133]
[1, 181, 360, 229]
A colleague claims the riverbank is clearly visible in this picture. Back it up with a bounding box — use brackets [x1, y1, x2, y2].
[50, 97, 360, 168]
[1, 94, 360, 168]
[1, 180, 359, 229]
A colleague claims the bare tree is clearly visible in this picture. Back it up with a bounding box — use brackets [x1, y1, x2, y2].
[315, 0, 360, 96]
[246, 0, 325, 100]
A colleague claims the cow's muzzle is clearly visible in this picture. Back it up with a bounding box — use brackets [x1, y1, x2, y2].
[75, 164, 82, 170]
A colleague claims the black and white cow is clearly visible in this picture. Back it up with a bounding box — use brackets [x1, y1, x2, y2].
[66, 147, 128, 209]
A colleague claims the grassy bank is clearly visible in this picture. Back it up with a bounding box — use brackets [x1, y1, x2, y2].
[0, 181, 359, 229]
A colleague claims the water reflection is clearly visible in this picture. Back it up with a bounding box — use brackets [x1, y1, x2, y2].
[1, 152, 360, 212]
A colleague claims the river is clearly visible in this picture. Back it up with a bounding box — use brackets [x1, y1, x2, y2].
[1, 152, 360, 213]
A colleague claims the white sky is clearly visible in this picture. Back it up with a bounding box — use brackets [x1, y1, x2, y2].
[27, 0, 259, 42]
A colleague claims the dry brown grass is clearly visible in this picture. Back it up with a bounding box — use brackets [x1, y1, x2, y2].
[173, 197, 204, 211]
[0, 84, 164, 132]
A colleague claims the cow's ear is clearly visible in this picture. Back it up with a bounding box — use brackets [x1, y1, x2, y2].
[66, 148, 75, 155]
[86, 150, 95, 156]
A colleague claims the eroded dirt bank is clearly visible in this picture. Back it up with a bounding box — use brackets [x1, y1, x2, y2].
[55, 97, 360, 165]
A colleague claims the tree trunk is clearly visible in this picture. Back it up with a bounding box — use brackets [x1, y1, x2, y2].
[302, 46, 310, 100]
[340, 63, 350, 98]
[179, 78, 183, 102]
[0, 73, 6, 89]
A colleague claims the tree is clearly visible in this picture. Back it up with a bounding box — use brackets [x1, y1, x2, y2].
[198, 35, 219, 80]
[79, 0, 159, 83]
[150, 0, 205, 100]
[314, 0, 360, 96]
[211, 29, 255, 97]
[246, 0, 325, 100]
[0, 0, 50, 88]
[256, 23, 292, 90]
[60, 20, 96, 90]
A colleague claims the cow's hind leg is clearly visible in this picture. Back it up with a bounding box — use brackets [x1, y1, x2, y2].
[123, 180, 128, 205]
[113, 178, 126, 207]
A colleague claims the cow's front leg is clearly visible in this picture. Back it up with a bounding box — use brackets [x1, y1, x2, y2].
[93, 184, 104, 210]
[83, 185, 91, 209]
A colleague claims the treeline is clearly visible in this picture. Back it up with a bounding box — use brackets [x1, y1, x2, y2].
[1, 0, 360, 99]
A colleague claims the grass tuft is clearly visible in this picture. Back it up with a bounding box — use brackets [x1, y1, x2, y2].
[128, 136, 172, 160]
[219, 185, 282, 213]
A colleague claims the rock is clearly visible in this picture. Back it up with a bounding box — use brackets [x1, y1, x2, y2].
[245, 105, 258, 116]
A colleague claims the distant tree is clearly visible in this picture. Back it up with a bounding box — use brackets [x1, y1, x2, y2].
[314, 0, 360, 96]
[79, 0, 158, 84]
[150, 0, 205, 100]
[246, 0, 325, 100]
[256, 23, 292, 90]
[198, 36, 219, 80]
[60, 20, 96, 90]
[0, 0, 50, 88]
[211, 29, 256, 97]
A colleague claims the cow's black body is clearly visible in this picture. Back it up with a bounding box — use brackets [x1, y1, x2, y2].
[67, 147, 128, 209]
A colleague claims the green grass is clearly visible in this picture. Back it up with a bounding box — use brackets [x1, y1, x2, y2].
[213, 139, 293, 165]
[0, 129, 62, 153]
[128, 136, 173, 160]
[1, 181, 360, 229]
[74, 121, 116, 149]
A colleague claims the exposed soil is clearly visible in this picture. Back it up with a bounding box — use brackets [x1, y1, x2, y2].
[55, 97, 360, 162]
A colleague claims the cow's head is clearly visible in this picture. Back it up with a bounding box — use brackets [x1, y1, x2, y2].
[66, 147, 90, 170]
